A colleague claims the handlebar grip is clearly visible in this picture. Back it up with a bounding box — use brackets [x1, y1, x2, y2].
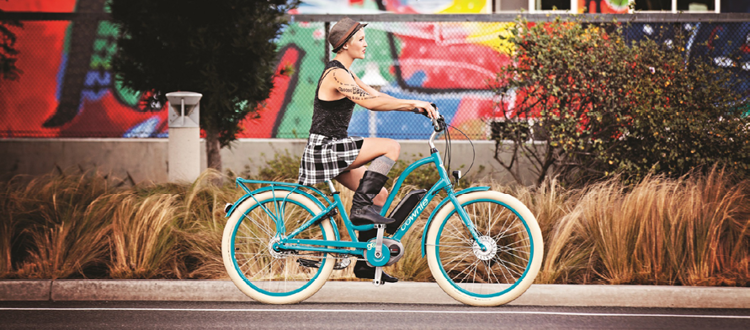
[411, 103, 439, 118]
[411, 108, 430, 118]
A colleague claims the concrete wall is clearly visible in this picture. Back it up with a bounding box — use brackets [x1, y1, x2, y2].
[0, 138, 537, 185]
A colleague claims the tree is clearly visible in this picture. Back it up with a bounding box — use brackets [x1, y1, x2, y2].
[110, 0, 297, 173]
[0, 8, 22, 81]
[492, 18, 750, 187]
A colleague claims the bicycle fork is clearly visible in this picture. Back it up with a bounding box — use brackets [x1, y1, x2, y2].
[447, 192, 488, 252]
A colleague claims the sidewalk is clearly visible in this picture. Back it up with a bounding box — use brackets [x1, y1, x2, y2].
[2, 280, 749, 308]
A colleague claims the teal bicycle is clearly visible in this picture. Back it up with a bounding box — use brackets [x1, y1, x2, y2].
[221, 108, 543, 306]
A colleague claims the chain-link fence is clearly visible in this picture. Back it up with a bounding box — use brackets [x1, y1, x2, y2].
[1, 13, 749, 139]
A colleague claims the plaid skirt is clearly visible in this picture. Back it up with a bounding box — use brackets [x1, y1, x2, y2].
[297, 133, 364, 186]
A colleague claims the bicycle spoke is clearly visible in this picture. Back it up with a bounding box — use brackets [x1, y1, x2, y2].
[493, 223, 524, 239]
[493, 256, 525, 278]
[486, 259, 504, 284]
[470, 258, 481, 284]
[427, 191, 544, 305]
[452, 258, 481, 283]
[434, 197, 539, 293]
[486, 202, 500, 236]
[441, 248, 474, 268]
[447, 218, 471, 242]
[428, 243, 471, 249]
[225, 193, 335, 298]
[244, 214, 274, 238]
[498, 249, 530, 266]
[235, 236, 266, 242]
[493, 219, 517, 241]
[443, 251, 475, 276]
[495, 259, 514, 283]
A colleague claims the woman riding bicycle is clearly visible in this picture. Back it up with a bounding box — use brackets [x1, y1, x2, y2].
[297, 17, 437, 283]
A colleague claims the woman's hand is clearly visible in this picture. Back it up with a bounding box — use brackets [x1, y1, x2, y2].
[413, 101, 437, 119]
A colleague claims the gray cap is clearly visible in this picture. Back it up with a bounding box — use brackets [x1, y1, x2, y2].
[329, 17, 367, 52]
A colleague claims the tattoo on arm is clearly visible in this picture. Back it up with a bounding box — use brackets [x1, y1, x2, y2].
[338, 86, 378, 100]
[333, 71, 378, 101]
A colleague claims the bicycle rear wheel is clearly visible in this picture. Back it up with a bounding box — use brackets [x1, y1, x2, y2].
[222, 191, 335, 304]
[426, 191, 543, 306]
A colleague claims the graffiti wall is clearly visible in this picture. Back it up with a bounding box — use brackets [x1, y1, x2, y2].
[578, 0, 629, 13]
[1, 0, 748, 140]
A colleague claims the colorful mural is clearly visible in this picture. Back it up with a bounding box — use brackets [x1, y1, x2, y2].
[1, 0, 164, 138]
[578, 0, 629, 14]
[1, 0, 748, 140]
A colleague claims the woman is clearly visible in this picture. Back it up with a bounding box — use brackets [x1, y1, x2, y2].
[298, 17, 436, 283]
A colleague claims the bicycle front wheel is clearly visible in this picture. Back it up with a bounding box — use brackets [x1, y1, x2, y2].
[222, 191, 335, 304]
[426, 191, 543, 306]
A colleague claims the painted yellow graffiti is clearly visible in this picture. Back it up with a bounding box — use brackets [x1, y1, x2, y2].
[438, 0, 487, 14]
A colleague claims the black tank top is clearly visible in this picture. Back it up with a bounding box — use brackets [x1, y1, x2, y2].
[308, 60, 357, 139]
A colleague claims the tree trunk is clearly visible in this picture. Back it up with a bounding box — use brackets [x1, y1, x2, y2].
[205, 129, 222, 184]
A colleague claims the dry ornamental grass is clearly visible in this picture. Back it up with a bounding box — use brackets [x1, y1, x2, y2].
[0, 165, 747, 286]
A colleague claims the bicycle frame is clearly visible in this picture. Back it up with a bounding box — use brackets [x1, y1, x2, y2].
[229, 132, 490, 258]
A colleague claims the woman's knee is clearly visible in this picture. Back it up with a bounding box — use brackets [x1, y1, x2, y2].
[386, 140, 401, 160]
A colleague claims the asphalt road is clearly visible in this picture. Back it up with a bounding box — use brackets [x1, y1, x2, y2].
[1, 301, 749, 329]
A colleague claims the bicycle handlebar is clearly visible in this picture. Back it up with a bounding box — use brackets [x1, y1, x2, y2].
[411, 103, 444, 133]
[410, 103, 446, 151]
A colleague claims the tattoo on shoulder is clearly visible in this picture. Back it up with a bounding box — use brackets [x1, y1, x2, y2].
[333, 71, 378, 101]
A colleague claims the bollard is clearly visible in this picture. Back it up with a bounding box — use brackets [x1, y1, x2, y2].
[165, 91, 202, 183]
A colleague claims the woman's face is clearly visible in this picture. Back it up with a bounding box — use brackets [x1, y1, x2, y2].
[345, 29, 367, 59]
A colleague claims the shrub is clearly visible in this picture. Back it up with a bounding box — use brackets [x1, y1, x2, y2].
[493, 17, 750, 187]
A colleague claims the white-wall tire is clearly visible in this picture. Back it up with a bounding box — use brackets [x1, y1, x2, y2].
[222, 191, 335, 304]
[426, 191, 543, 306]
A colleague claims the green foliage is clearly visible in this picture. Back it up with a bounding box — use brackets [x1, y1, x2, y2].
[493, 17, 750, 186]
[246, 150, 304, 183]
[110, 0, 298, 147]
[238, 150, 329, 191]
[240, 150, 479, 191]
[605, 27, 750, 183]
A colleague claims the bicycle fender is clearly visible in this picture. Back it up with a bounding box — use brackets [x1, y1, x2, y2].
[420, 186, 491, 257]
[225, 187, 340, 240]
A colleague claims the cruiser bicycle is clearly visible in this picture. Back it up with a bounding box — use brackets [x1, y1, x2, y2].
[221, 106, 543, 306]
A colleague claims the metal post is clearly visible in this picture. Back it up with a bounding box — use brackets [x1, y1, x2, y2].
[166, 92, 202, 183]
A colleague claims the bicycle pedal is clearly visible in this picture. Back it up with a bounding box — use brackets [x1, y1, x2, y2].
[297, 258, 321, 269]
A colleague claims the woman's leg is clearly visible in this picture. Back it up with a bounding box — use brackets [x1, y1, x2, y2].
[335, 166, 389, 206]
[345, 138, 400, 170]
[336, 137, 400, 206]
[334, 144, 400, 283]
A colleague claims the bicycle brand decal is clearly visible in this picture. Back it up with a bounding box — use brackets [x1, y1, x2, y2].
[403, 198, 430, 228]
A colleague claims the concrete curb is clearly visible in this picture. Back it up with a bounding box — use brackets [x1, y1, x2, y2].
[2, 280, 749, 308]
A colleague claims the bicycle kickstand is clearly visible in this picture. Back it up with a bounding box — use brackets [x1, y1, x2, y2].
[373, 224, 385, 286]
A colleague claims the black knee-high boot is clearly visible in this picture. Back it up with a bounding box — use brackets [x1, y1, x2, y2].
[349, 171, 395, 225]
[354, 206, 398, 283]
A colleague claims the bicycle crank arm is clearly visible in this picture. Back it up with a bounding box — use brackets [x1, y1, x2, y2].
[374, 224, 385, 259]
[374, 266, 383, 286]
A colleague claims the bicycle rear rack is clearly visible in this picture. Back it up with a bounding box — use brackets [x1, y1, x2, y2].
[225, 178, 334, 218]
